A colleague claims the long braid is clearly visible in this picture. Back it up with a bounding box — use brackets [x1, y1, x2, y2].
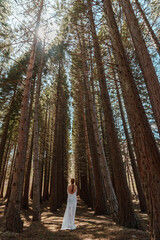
[71, 184, 74, 193]
[71, 178, 74, 192]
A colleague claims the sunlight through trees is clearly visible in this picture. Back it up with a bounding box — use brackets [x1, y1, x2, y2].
[0, 0, 160, 239]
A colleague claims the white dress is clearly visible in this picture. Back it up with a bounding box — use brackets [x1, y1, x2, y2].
[61, 188, 77, 230]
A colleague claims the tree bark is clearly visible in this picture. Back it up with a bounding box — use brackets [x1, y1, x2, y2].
[0, 138, 12, 198]
[0, 88, 16, 171]
[87, 0, 138, 227]
[114, 76, 147, 212]
[39, 107, 48, 202]
[50, 78, 61, 212]
[102, 0, 160, 238]
[121, 0, 160, 133]
[5, 145, 17, 201]
[32, 44, 44, 221]
[22, 76, 36, 209]
[22, 130, 34, 209]
[5, 0, 44, 232]
[78, 31, 118, 222]
[86, 101, 109, 214]
[57, 95, 63, 209]
[0, 136, 12, 193]
[43, 107, 50, 201]
[79, 84, 96, 210]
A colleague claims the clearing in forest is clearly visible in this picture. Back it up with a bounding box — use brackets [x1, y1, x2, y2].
[0, 198, 149, 240]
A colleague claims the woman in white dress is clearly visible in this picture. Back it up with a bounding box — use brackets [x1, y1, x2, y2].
[61, 178, 77, 230]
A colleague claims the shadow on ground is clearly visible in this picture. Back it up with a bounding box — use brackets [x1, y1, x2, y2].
[0, 197, 150, 240]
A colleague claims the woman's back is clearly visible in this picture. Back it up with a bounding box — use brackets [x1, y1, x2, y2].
[61, 179, 77, 230]
[67, 184, 77, 194]
[67, 185, 77, 206]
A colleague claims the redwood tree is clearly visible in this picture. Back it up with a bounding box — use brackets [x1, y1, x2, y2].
[5, 0, 44, 232]
[102, 0, 160, 238]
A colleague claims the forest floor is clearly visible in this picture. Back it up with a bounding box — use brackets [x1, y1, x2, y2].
[0, 197, 150, 240]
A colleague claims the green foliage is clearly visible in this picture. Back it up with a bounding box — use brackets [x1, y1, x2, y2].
[0, 53, 29, 105]
[0, 0, 11, 37]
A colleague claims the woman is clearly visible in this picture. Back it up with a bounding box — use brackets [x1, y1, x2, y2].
[61, 178, 77, 230]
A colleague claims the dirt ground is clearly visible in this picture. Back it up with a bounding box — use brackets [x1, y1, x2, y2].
[0, 197, 150, 240]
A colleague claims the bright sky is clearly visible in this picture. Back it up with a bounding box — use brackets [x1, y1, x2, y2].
[8, 0, 60, 57]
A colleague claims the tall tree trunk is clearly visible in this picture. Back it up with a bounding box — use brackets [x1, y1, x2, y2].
[30, 178, 33, 199]
[0, 135, 12, 193]
[50, 80, 61, 212]
[79, 85, 96, 210]
[0, 157, 9, 198]
[102, 0, 160, 238]
[98, 94, 114, 186]
[124, 154, 137, 198]
[61, 117, 66, 205]
[39, 107, 48, 202]
[0, 138, 12, 198]
[86, 100, 109, 214]
[121, 0, 160, 133]
[50, 59, 69, 210]
[5, 0, 44, 232]
[22, 76, 36, 209]
[32, 45, 44, 221]
[57, 98, 63, 209]
[0, 88, 16, 171]
[5, 145, 17, 200]
[78, 31, 118, 222]
[22, 130, 34, 209]
[50, 120, 58, 211]
[86, 0, 138, 227]
[61, 113, 68, 204]
[43, 110, 50, 201]
[134, 0, 160, 56]
[114, 76, 147, 212]
[99, 106, 107, 156]
[43, 153, 50, 200]
[60, 101, 68, 206]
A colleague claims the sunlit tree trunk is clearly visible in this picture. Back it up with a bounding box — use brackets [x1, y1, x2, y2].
[121, 0, 160, 133]
[126, 158, 137, 198]
[22, 75, 36, 208]
[5, 145, 17, 200]
[22, 76, 35, 209]
[102, 0, 160, 238]
[78, 31, 118, 222]
[5, 0, 44, 232]
[114, 77, 147, 212]
[87, 0, 138, 227]
[32, 45, 44, 221]
[86, 100, 109, 214]
[30, 178, 33, 199]
[22, 130, 34, 209]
